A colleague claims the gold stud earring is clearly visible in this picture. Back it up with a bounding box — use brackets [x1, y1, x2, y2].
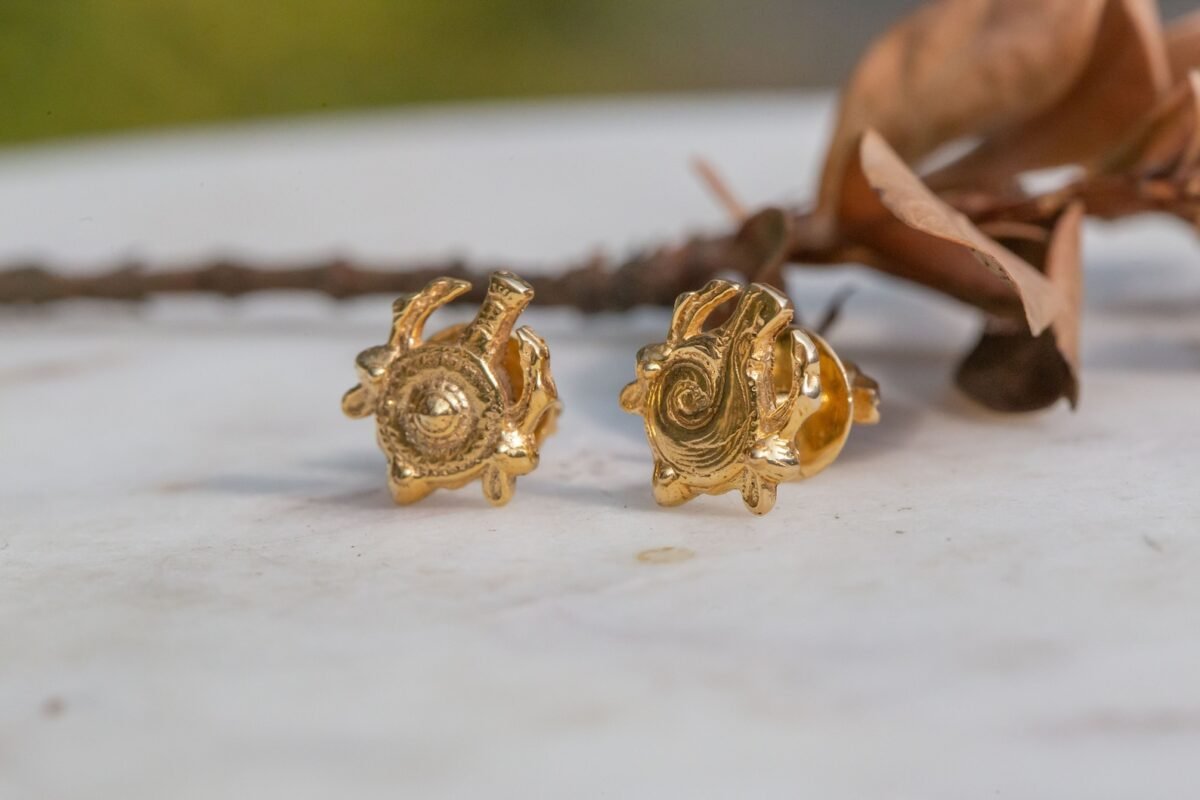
[620, 279, 879, 515]
[343, 272, 561, 506]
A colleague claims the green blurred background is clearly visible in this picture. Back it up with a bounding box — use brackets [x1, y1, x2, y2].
[2, 0, 1195, 146]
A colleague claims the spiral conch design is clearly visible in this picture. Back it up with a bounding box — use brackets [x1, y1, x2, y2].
[343, 272, 561, 506]
[621, 280, 879, 515]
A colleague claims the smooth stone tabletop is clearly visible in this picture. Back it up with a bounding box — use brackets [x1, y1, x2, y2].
[1, 94, 1198, 799]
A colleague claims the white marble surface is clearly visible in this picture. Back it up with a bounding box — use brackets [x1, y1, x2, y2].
[1, 95, 1198, 799]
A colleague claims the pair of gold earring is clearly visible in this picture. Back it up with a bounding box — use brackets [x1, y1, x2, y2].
[342, 271, 879, 516]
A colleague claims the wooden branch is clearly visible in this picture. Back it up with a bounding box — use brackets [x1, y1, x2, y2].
[1, 171, 1195, 308]
[0, 234, 760, 309]
[948, 175, 1200, 227]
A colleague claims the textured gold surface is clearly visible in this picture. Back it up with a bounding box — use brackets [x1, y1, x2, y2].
[343, 272, 561, 506]
[620, 280, 879, 515]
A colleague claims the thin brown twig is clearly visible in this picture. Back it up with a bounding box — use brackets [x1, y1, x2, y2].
[1, 171, 1196, 308]
[691, 156, 747, 222]
[947, 174, 1200, 226]
[0, 235, 761, 309]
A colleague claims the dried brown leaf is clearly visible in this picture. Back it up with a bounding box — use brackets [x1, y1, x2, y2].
[928, 0, 1172, 190]
[1100, 71, 1200, 177]
[955, 203, 1084, 411]
[1045, 202, 1084, 390]
[815, 0, 1109, 237]
[954, 325, 1074, 411]
[838, 131, 1062, 333]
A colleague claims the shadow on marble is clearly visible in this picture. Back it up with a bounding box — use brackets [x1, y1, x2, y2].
[517, 478, 652, 512]
[1085, 336, 1200, 372]
[1094, 292, 1200, 323]
[305, 450, 383, 477]
[843, 340, 1092, 425]
[307, 484, 506, 513]
[180, 461, 645, 515]
[516, 477, 751, 519]
[552, 354, 646, 445]
[166, 472, 336, 496]
[835, 394, 924, 467]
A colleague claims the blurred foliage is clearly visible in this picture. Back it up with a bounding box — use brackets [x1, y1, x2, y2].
[0, 0, 859, 145]
[0, 1, 690, 143]
[4, 0, 1195, 145]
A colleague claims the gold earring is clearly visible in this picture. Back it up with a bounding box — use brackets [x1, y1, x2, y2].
[343, 271, 561, 507]
[620, 279, 879, 515]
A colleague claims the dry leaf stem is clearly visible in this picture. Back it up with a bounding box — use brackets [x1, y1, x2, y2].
[0, 166, 1193, 308]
